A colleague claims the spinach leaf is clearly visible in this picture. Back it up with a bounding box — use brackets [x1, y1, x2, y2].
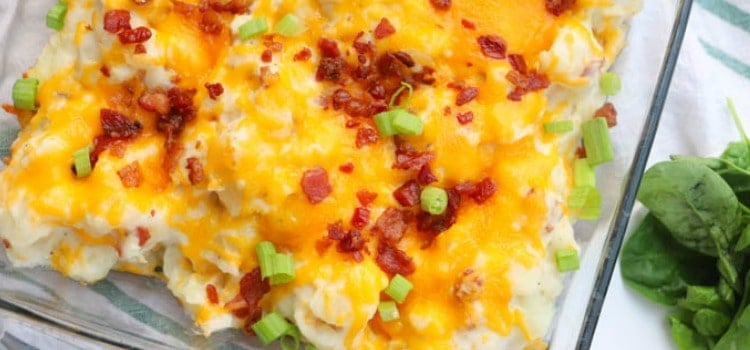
[637, 159, 742, 256]
[692, 308, 731, 337]
[669, 315, 710, 350]
[714, 269, 750, 350]
[621, 214, 718, 305]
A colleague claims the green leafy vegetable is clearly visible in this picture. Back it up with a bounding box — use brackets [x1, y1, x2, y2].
[669, 316, 710, 350]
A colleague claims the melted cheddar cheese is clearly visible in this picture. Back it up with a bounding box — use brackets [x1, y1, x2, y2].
[0, 0, 641, 349]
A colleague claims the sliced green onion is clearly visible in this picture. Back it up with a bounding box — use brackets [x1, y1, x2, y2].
[378, 301, 400, 322]
[238, 17, 268, 40]
[420, 186, 448, 216]
[256, 241, 277, 280]
[374, 111, 397, 137]
[582, 117, 614, 166]
[252, 312, 292, 345]
[555, 248, 579, 272]
[305, 344, 318, 350]
[12, 78, 40, 111]
[573, 158, 595, 188]
[46, 2, 68, 31]
[269, 253, 295, 285]
[274, 13, 303, 37]
[543, 120, 574, 133]
[280, 324, 302, 350]
[388, 82, 414, 109]
[600, 72, 621, 96]
[391, 110, 424, 136]
[73, 145, 93, 178]
[384, 274, 413, 303]
[568, 186, 601, 219]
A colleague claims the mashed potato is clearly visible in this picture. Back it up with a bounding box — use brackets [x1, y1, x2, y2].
[0, 0, 640, 348]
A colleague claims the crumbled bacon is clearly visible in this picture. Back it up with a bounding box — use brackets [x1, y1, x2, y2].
[393, 180, 421, 207]
[350, 207, 370, 229]
[206, 284, 219, 304]
[595, 102, 618, 127]
[316, 57, 347, 81]
[118, 27, 153, 44]
[477, 35, 507, 60]
[318, 38, 341, 58]
[456, 86, 479, 106]
[331, 89, 352, 110]
[376, 243, 415, 275]
[3, 239, 11, 249]
[367, 82, 387, 100]
[393, 141, 435, 170]
[100, 66, 111, 77]
[261, 49, 273, 63]
[417, 164, 438, 185]
[134, 44, 147, 54]
[373, 208, 409, 244]
[453, 269, 484, 302]
[327, 221, 347, 240]
[103, 10, 131, 33]
[293, 48, 312, 61]
[461, 19, 476, 30]
[186, 157, 204, 185]
[138, 90, 170, 115]
[301, 167, 332, 204]
[357, 190, 378, 207]
[326, 221, 367, 261]
[508, 54, 528, 74]
[205, 82, 224, 100]
[101, 109, 143, 138]
[199, 10, 223, 34]
[506, 59, 550, 102]
[356, 127, 379, 148]
[456, 111, 474, 125]
[470, 177, 497, 204]
[545, 0, 576, 16]
[374, 18, 396, 39]
[117, 161, 143, 188]
[339, 162, 355, 173]
[207, 0, 249, 14]
[136, 226, 151, 246]
[238, 267, 270, 323]
[417, 188, 460, 235]
[429, 0, 452, 10]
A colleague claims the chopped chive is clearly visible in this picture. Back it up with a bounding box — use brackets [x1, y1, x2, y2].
[12, 78, 40, 111]
[391, 110, 423, 136]
[582, 117, 614, 166]
[374, 111, 397, 137]
[46, 2, 68, 31]
[555, 248, 579, 272]
[252, 312, 292, 345]
[388, 82, 414, 109]
[600, 72, 621, 96]
[280, 324, 302, 350]
[420, 186, 448, 215]
[256, 241, 277, 280]
[238, 17, 268, 40]
[573, 158, 596, 188]
[72, 145, 93, 178]
[568, 186, 601, 219]
[543, 120, 574, 133]
[378, 301, 400, 322]
[384, 274, 413, 303]
[269, 253, 295, 285]
[274, 13, 303, 37]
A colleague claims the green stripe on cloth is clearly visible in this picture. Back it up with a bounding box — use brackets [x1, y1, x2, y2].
[89, 279, 192, 344]
[696, 0, 750, 34]
[0, 126, 19, 158]
[700, 39, 750, 80]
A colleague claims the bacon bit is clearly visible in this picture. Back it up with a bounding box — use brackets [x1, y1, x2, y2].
[461, 19, 476, 30]
[417, 187, 460, 236]
[576, 145, 587, 158]
[204, 83, 224, 100]
[508, 54, 528, 74]
[138, 90, 170, 114]
[456, 111, 474, 125]
[2, 239, 10, 249]
[327, 221, 367, 261]
[453, 269, 484, 302]
[429, 0, 452, 10]
[356, 127, 379, 148]
[134, 44, 146, 54]
[316, 57, 346, 81]
[477, 35, 507, 60]
[343, 98, 369, 118]
[318, 38, 341, 58]
[101, 109, 143, 138]
[393, 180, 421, 207]
[294, 48, 312, 61]
[206, 284, 219, 304]
[136, 226, 151, 246]
[239, 267, 270, 322]
[546, 0, 576, 16]
[393, 141, 435, 170]
[374, 18, 396, 39]
[443, 106, 452, 116]
[315, 238, 334, 255]
[339, 162, 355, 173]
[373, 208, 409, 244]
[417, 164, 438, 185]
[155, 87, 196, 172]
[208, 0, 249, 14]
[595, 102, 618, 127]
[331, 89, 352, 110]
[103, 10, 131, 33]
[471, 177, 497, 204]
[186, 157, 204, 185]
[261, 49, 273, 63]
[376, 243, 415, 276]
[454, 181, 477, 195]
[117, 161, 143, 188]
[327, 221, 347, 240]
[199, 11, 223, 35]
[118, 27, 152, 44]
[351, 207, 370, 229]
[100, 66, 111, 77]
[345, 119, 360, 128]
[301, 166, 332, 204]
[506, 65, 550, 102]
[356, 190, 378, 207]
[367, 82, 387, 100]
[456, 86, 479, 106]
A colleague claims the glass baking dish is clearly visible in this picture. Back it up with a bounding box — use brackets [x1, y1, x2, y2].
[0, 0, 692, 348]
